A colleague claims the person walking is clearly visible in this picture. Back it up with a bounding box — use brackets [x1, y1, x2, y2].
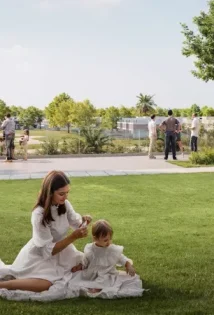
[190, 113, 200, 152]
[1, 113, 15, 162]
[148, 114, 157, 159]
[160, 110, 180, 160]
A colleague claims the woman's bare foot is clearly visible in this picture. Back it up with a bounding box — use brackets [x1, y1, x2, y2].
[71, 263, 83, 273]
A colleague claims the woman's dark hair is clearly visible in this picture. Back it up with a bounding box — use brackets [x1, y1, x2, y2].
[151, 114, 156, 119]
[33, 170, 70, 226]
[168, 109, 173, 116]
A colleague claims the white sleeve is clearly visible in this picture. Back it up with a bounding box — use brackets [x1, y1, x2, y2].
[117, 254, 133, 266]
[65, 200, 82, 230]
[31, 209, 56, 259]
[192, 120, 196, 128]
[1, 120, 7, 129]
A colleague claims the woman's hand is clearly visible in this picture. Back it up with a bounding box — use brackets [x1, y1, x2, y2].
[70, 226, 88, 241]
[81, 215, 92, 226]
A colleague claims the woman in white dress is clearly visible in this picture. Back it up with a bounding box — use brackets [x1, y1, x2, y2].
[0, 170, 92, 293]
[70, 220, 143, 298]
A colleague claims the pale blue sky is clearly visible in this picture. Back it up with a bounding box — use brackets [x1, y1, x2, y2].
[0, 0, 213, 109]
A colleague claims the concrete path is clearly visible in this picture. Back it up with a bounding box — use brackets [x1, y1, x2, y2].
[0, 155, 213, 180]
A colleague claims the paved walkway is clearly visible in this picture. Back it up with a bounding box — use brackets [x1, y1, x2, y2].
[0, 155, 213, 180]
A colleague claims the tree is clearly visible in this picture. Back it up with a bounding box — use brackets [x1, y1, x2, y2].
[69, 99, 96, 128]
[119, 106, 134, 118]
[102, 106, 120, 130]
[181, 0, 214, 81]
[9, 105, 24, 117]
[96, 108, 106, 118]
[19, 106, 44, 128]
[136, 94, 157, 116]
[190, 104, 201, 116]
[0, 99, 10, 121]
[201, 106, 214, 116]
[155, 107, 168, 116]
[45, 93, 72, 132]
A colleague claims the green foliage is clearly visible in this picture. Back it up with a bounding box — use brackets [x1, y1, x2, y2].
[18, 106, 44, 128]
[69, 99, 96, 128]
[38, 138, 59, 155]
[9, 105, 24, 117]
[0, 99, 10, 121]
[102, 106, 120, 130]
[155, 107, 168, 116]
[45, 93, 72, 132]
[189, 149, 214, 165]
[181, 0, 214, 81]
[201, 106, 214, 116]
[136, 94, 157, 116]
[118, 105, 134, 118]
[81, 127, 112, 153]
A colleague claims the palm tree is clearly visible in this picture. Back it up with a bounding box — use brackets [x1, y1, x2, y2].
[81, 127, 112, 153]
[136, 94, 157, 116]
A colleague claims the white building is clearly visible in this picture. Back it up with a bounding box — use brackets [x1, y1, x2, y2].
[117, 116, 213, 138]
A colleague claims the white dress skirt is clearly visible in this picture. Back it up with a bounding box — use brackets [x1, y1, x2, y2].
[0, 202, 143, 301]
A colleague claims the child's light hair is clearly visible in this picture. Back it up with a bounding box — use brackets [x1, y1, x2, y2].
[92, 219, 113, 239]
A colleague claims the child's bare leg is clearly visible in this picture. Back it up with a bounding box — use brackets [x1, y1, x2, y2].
[71, 263, 83, 273]
[0, 278, 52, 292]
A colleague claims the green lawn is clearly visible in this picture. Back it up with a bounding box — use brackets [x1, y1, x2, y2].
[168, 160, 214, 168]
[0, 174, 214, 315]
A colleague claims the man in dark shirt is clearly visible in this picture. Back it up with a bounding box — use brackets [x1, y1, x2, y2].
[160, 110, 180, 160]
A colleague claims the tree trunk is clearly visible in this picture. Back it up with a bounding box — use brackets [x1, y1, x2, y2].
[67, 123, 70, 133]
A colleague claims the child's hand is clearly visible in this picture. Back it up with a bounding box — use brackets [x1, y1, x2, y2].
[125, 262, 135, 277]
[71, 263, 83, 273]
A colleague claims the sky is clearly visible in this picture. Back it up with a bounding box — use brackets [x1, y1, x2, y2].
[0, 0, 213, 110]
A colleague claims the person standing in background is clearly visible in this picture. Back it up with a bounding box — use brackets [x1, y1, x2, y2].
[148, 114, 157, 159]
[1, 113, 15, 162]
[190, 113, 200, 152]
[160, 110, 180, 160]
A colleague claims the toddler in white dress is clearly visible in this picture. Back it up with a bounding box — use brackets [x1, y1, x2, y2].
[71, 220, 143, 297]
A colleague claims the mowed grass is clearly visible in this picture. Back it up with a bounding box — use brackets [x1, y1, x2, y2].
[0, 174, 214, 315]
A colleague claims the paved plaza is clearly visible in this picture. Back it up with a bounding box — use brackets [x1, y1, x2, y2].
[0, 155, 213, 180]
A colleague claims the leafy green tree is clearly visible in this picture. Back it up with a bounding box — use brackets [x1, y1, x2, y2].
[69, 99, 96, 128]
[0, 99, 10, 121]
[9, 105, 24, 117]
[45, 93, 72, 132]
[190, 104, 201, 116]
[19, 106, 44, 128]
[136, 94, 157, 116]
[155, 107, 168, 116]
[119, 106, 134, 118]
[102, 106, 120, 130]
[96, 108, 106, 118]
[201, 106, 214, 116]
[181, 0, 214, 81]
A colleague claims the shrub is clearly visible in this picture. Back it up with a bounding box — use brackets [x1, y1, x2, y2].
[37, 138, 59, 155]
[104, 144, 126, 154]
[189, 149, 214, 165]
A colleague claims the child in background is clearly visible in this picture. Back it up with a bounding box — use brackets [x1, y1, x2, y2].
[19, 129, 29, 160]
[71, 220, 143, 297]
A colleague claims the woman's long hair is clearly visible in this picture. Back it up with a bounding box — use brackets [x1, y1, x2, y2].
[33, 170, 70, 226]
